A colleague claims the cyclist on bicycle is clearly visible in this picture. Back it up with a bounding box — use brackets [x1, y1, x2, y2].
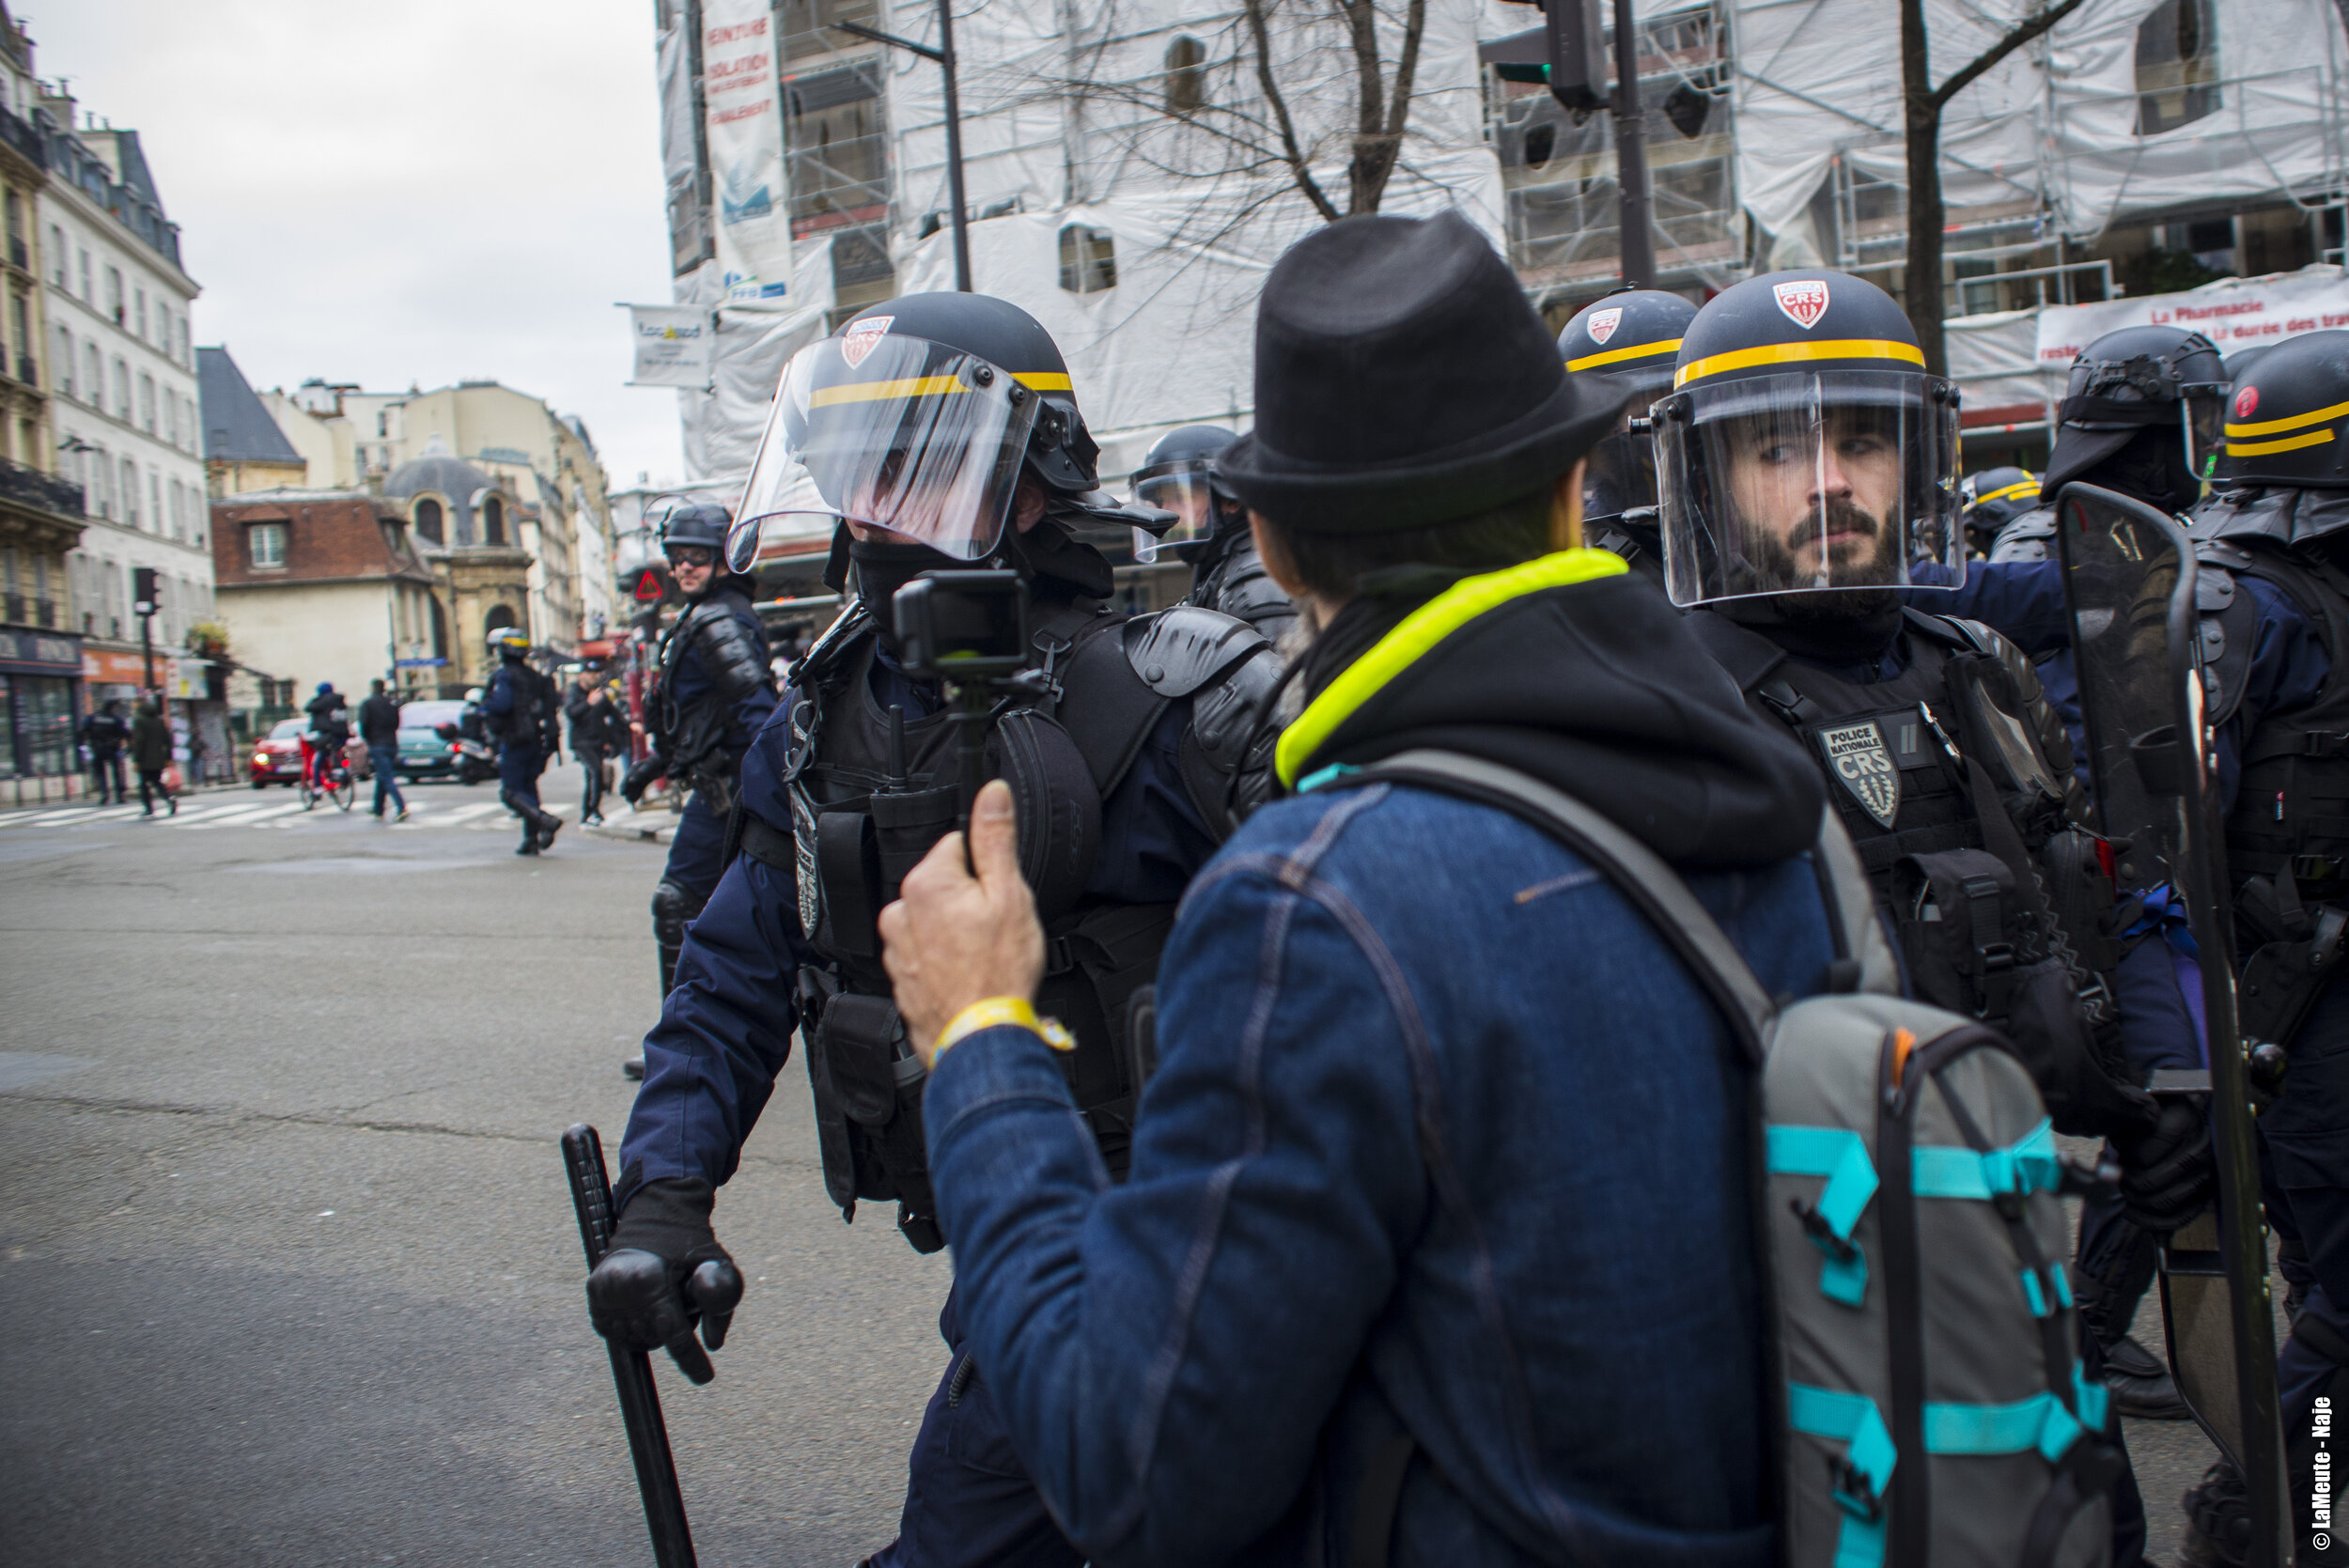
[303, 682, 351, 797]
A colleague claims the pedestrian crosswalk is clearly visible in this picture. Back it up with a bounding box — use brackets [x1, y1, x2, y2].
[0, 795, 587, 836]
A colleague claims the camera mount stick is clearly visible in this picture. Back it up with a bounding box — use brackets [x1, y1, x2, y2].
[948, 680, 988, 876]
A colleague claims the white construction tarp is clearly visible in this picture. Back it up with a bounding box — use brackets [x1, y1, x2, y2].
[703, 0, 795, 305]
[1731, 0, 2348, 252]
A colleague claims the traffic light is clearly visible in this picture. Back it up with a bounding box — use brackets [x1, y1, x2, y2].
[1493, 0, 1605, 116]
[132, 567, 159, 616]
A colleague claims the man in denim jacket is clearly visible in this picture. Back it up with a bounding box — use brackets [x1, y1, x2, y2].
[877, 212, 1846, 1565]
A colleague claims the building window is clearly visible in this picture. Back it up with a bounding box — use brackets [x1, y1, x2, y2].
[152, 473, 165, 537]
[482, 495, 506, 545]
[2137, 0, 2220, 136]
[139, 373, 157, 433]
[113, 356, 130, 418]
[135, 288, 148, 342]
[249, 522, 286, 567]
[52, 323, 69, 398]
[122, 458, 140, 528]
[45, 223, 60, 287]
[85, 344, 101, 406]
[413, 496, 444, 544]
[1058, 225, 1117, 293]
[77, 247, 90, 302]
[1164, 35, 1206, 116]
[484, 604, 518, 640]
[106, 266, 123, 326]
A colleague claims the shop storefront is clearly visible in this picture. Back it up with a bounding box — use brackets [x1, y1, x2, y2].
[83, 645, 232, 785]
[0, 628, 86, 802]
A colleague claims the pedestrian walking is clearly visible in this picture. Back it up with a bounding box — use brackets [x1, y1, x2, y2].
[564, 666, 621, 826]
[80, 699, 129, 803]
[357, 678, 407, 820]
[131, 699, 175, 818]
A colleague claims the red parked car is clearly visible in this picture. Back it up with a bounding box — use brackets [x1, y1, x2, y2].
[248, 717, 307, 787]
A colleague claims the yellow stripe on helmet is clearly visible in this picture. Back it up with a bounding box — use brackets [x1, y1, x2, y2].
[2225, 396, 2349, 438]
[1974, 479, 2041, 507]
[2227, 427, 2336, 458]
[809, 375, 969, 408]
[1565, 338, 1683, 373]
[1674, 338, 1927, 389]
[1014, 372, 1073, 392]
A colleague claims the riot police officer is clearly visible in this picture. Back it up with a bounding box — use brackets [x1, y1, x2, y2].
[1557, 286, 1693, 589]
[617, 503, 778, 1079]
[1127, 424, 1299, 644]
[583, 292, 1281, 1568]
[1958, 466, 2040, 559]
[1657, 272, 2215, 1565]
[2172, 329, 2349, 1562]
[482, 627, 562, 855]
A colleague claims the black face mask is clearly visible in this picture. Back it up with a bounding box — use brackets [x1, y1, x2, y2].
[849, 537, 957, 650]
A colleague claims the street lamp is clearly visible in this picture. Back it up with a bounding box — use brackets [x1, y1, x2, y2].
[833, 1, 972, 293]
[132, 566, 159, 696]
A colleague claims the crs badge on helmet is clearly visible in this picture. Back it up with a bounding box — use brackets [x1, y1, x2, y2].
[1656, 269, 1965, 607]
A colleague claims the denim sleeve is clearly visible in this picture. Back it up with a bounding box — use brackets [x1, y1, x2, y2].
[616, 853, 808, 1199]
[1906, 560, 2072, 657]
[922, 860, 1426, 1562]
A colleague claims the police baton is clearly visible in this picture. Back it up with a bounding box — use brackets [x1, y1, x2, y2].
[561, 1124, 700, 1568]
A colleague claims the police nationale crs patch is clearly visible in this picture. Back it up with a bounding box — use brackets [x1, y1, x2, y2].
[841, 316, 894, 368]
[1773, 280, 1830, 332]
[1585, 307, 1623, 346]
[2235, 384, 2261, 419]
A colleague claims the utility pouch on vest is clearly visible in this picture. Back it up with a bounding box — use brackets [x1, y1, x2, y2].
[1895, 849, 2028, 1019]
[2236, 872, 2349, 1053]
[870, 785, 959, 904]
[1037, 902, 1177, 1176]
[806, 987, 945, 1253]
[2038, 828, 2125, 980]
[816, 810, 882, 957]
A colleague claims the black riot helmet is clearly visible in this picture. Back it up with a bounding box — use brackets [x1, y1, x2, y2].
[1958, 466, 2041, 555]
[2217, 328, 2349, 489]
[1128, 425, 1240, 563]
[729, 292, 1102, 573]
[2040, 326, 2228, 505]
[1560, 287, 1696, 530]
[1656, 269, 1963, 607]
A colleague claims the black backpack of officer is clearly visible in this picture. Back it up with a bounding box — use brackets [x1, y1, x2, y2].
[624, 502, 777, 1018]
[1128, 424, 1299, 644]
[1557, 286, 1695, 590]
[1657, 270, 2161, 1152]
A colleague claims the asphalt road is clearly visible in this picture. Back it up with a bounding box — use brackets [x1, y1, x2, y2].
[0, 762, 949, 1567]
[0, 762, 2263, 1565]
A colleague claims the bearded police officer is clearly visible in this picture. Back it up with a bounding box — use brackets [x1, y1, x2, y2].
[617, 503, 778, 1080]
[1557, 287, 1693, 590]
[2169, 330, 2349, 1563]
[482, 627, 563, 855]
[1127, 424, 1299, 644]
[584, 292, 1280, 1568]
[1657, 270, 2217, 1565]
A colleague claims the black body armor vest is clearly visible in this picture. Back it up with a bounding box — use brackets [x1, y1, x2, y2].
[2207, 541, 2349, 893]
[759, 596, 1277, 1250]
[1186, 531, 1299, 646]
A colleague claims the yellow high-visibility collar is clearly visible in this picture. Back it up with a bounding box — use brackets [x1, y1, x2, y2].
[1275, 549, 1629, 789]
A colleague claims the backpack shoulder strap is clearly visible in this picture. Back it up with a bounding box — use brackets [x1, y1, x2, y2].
[1349, 748, 1780, 1064]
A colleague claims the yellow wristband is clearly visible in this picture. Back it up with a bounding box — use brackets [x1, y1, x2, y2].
[933, 996, 1076, 1062]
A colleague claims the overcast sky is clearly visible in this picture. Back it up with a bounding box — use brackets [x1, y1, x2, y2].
[34, 0, 687, 489]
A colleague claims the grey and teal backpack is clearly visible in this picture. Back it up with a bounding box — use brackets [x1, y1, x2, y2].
[1344, 750, 2121, 1568]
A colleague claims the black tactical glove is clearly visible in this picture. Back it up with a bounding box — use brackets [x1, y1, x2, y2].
[586, 1177, 743, 1383]
[620, 755, 666, 806]
[2113, 1098, 2217, 1234]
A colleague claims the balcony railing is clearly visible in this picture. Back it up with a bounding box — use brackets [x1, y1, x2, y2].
[0, 105, 43, 169]
[0, 457, 86, 521]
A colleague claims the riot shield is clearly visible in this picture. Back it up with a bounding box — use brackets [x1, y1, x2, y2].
[2053, 482, 2287, 1562]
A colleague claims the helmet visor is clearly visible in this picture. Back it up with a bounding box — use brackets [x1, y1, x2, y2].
[729, 334, 1042, 573]
[1584, 419, 1659, 524]
[1657, 369, 1964, 607]
[1128, 460, 1219, 564]
[2183, 385, 2228, 484]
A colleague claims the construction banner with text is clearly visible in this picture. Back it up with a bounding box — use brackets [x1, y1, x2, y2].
[701, 0, 792, 307]
[2038, 271, 2349, 366]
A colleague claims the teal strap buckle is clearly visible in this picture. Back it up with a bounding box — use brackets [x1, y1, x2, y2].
[1768, 1126, 1878, 1307]
[1921, 1389, 2088, 1464]
[1789, 1383, 1894, 1568]
[1296, 762, 1361, 794]
[1912, 1118, 2060, 1201]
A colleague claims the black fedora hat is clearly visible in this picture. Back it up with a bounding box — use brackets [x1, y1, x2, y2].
[1217, 210, 1626, 535]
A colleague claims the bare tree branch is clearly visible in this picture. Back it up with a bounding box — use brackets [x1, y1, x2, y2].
[1242, 0, 1342, 222]
[1930, 0, 2089, 110]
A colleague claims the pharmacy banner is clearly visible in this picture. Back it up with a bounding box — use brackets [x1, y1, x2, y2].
[2038, 272, 2349, 367]
[702, 0, 793, 307]
[626, 306, 716, 388]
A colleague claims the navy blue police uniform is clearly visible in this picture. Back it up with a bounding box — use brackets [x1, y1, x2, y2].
[482, 635, 564, 854]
